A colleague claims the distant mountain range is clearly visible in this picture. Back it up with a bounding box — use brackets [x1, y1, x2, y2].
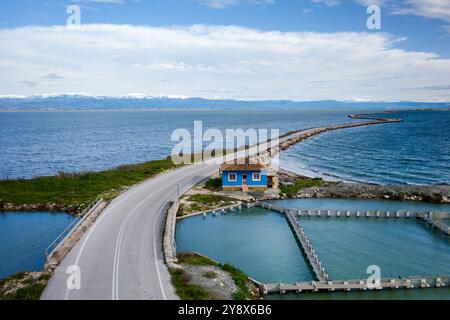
[0, 94, 449, 110]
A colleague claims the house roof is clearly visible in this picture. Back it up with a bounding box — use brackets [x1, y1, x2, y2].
[220, 159, 267, 171]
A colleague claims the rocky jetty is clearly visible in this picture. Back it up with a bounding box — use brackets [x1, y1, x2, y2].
[294, 182, 450, 204]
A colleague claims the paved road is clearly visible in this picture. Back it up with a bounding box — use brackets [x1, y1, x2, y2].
[42, 118, 397, 300]
[42, 163, 218, 300]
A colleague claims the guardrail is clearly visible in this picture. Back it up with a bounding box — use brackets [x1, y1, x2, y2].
[44, 195, 104, 259]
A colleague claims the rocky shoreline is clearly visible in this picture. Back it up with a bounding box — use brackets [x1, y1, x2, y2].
[0, 202, 81, 215]
[280, 170, 450, 204]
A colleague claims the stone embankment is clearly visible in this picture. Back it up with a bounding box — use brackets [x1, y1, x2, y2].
[0, 202, 81, 214]
[294, 183, 450, 204]
[278, 113, 402, 152]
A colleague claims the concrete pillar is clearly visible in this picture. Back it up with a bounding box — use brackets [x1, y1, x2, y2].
[317, 210, 321, 217]
[386, 211, 390, 217]
[376, 211, 380, 218]
[337, 211, 341, 217]
[366, 211, 370, 217]
[356, 211, 360, 217]
[396, 211, 400, 218]
[298, 210, 302, 217]
[406, 211, 410, 218]
[346, 211, 350, 217]
[327, 210, 331, 217]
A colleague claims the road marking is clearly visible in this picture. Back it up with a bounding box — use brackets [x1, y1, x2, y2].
[109, 165, 215, 300]
[153, 202, 169, 300]
[64, 164, 212, 300]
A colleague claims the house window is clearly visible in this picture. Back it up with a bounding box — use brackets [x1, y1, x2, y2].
[253, 173, 261, 181]
[228, 173, 237, 182]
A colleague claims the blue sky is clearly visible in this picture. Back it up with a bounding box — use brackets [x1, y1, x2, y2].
[0, 0, 449, 101]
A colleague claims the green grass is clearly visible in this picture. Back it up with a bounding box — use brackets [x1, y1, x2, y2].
[178, 194, 236, 217]
[221, 264, 252, 300]
[0, 272, 51, 300]
[169, 268, 211, 300]
[175, 253, 254, 300]
[177, 253, 219, 266]
[204, 178, 222, 191]
[186, 194, 234, 206]
[280, 177, 331, 198]
[0, 157, 179, 213]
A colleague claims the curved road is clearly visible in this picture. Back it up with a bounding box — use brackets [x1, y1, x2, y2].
[42, 163, 218, 300]
[42, 116, 400, 300]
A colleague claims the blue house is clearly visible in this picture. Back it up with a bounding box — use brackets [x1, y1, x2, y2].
[220, 161, 270, 191]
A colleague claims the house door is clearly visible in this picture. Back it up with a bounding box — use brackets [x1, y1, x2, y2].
[242, 174, 248, 185]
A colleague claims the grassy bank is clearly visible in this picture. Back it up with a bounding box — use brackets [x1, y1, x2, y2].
[0, 157, 179, 213]
[0, 271, 50, 300]
[280, 177, 335, 198]
[171, 253, 254, 300]
[178, 194, 238, 217]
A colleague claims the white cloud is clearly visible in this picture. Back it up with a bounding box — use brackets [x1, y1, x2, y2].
[196, 0, 275, 9]
[393, 0, 450, 22]
[311, 0, 450, 23]
[0, 24, 449, 101]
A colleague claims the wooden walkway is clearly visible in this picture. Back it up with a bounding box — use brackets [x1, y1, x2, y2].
[263, 275, 450, 294]
[249, 201, 450, 295]
[285, 210, 329, 282]
[253, 202, 450, 236]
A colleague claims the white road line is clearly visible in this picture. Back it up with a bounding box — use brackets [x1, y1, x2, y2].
[110, 165, 214, 300]
[64, 164, 209, 300]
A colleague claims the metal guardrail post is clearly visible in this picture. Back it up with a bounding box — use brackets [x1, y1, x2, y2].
[44, 195, 103, 258]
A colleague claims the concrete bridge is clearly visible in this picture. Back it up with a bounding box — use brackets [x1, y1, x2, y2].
[262, 275, 450, 294]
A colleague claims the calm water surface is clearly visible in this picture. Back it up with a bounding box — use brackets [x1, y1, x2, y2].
[176, 198, 450, 299]
[1, 109, 448, 185]
[0, 211, 76, 279]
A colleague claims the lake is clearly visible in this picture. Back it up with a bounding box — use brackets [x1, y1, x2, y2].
[0, 211, 77, 279]
[176, 199, 450, 299]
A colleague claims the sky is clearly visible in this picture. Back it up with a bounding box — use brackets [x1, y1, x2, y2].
[0, 0, 449, 101]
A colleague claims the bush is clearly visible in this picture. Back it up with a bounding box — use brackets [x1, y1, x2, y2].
[205, 178, 222, 191]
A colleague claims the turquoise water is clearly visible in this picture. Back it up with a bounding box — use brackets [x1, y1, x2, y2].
[267, 198, 450, 213]
[176, 207, 313, 283]
[0, 211, 77, 279]
[176, 198, 450, 299]
[298, 218, 449, 279]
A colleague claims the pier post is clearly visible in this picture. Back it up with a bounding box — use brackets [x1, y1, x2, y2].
[356, 211, 360, 217]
